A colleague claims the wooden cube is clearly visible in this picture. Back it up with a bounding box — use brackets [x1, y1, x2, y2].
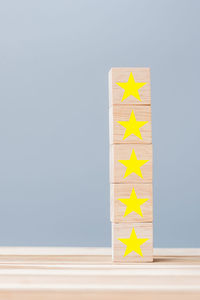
[110, 144, 152, 183]
[110, 184, 152, 223]
[112, 222, 153, 263]
[109, 105, 152, 144]
[109, 68, 151, 106]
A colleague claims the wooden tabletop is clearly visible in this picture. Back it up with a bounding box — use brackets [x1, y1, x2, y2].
[0, 248, 200, 300]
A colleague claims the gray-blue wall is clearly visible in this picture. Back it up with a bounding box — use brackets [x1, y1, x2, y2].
[0, 0, 199, 247]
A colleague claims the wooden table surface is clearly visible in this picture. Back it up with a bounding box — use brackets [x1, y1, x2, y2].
[0, 247, 199, 300]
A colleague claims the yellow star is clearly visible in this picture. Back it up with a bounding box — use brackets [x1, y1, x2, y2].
[118, 110, 148, 140]
[118, 188, 149, 217]
[119, 227, 148, 257]
[118, 149, 148, 179]
[116, 72, 146, 102]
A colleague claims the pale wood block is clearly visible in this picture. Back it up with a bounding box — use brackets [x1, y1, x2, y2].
[110, 184, 152, 223]
[109, 67, 151, 106]
[110, 144, 152, 183]
[112, 222, 153, 263]
[109, 105, 152, 144]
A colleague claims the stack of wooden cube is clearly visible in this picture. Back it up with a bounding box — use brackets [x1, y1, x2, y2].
[109, 68, 153, 262]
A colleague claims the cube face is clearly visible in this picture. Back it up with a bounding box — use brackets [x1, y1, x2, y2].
[109, 105, 152, 144]
[112, 222, 153, 263]
[110, 144, 152, 184]
[110, 184, 152, 223]
[109, 68, 151, 106]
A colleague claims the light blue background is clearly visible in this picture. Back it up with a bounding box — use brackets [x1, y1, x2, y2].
[0, 0, 199, 247]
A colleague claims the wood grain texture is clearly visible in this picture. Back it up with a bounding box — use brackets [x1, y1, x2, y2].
[110, 144, 152, 183]
[110, 184, 152, 223]
[109, 105, 152, 144]
[112, 223, 153, 263]
[1, 292, 200, 300]
[0, 248, 199, 299]
[109, 68, 151, 106]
